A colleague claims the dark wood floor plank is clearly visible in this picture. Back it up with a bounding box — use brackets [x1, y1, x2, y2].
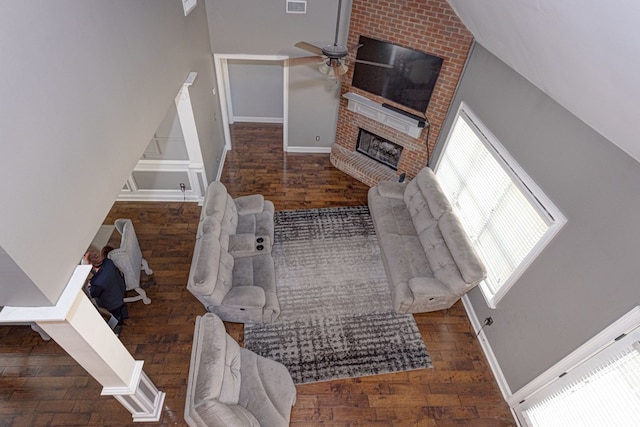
[0, 122, 515, 426]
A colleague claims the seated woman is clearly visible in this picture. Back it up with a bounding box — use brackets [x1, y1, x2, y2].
[84, 248, 128, 330]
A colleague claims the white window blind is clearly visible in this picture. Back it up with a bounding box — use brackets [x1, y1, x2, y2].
[524, 344, 640, 426]
[435, 105, 565, 307]
[513, 313, 640, 427]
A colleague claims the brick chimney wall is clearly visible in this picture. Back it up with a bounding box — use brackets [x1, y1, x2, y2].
[332, 0, 473, 185]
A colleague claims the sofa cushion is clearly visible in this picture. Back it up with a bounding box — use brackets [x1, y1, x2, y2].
[239, 348, 297, 427]
[438, 211, 487, 284]
[222, 286, 266, 309]
[194, 400, 259, 427]
[232, 255, 276, 292]
[404, 167, 452, 231]
[417, 222, 468, 292]
[369, 188, 416, 236]
[219, 334, 242, 404]
[379, 234, 432, 287]
[377, 180, 405, 199]
[234, 194, 265, 215]
[237, 211, 274, 241]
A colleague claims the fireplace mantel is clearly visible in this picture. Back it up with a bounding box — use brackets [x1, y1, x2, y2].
[343, 92, 427, 138]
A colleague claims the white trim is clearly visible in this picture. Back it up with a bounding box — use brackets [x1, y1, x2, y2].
[182, 0, 197, 16]
[0, 265, 91, 322]
[508, 306, 640, 408]
[214, 54, 289, 153]
[175, 73, 204, 165]
[343, 92, 426, 138]
[118, 160, 206, 203]
[435, 102, 567, 308]
[102, 361, 166, 422]
[215, 146, 228, 182]
[232, 116, 283, 124]
[285, 146, 332, 153]
[101, 360, 145, 396]
[116, 190, 200, 203]
[461, 296, 523, 426]
[282, 59, 290, 151]
[286, 0, 307, 14]
[461, 295, 513, 398]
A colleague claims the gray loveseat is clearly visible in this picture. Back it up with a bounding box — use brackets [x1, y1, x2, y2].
[187, 182, 280, 323]
[368, 167, 487, 313]
[185, 313, 296, 427]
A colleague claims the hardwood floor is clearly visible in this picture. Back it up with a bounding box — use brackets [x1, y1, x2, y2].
[0, 123, 515, 426]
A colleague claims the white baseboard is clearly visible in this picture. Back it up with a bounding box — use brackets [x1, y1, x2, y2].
[233, 116, 283, 124]
[285, 146, 332, 154]
[116, 191, 201, 203]
[461, 295, 513, 400]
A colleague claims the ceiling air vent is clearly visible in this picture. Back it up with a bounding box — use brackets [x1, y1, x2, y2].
[286, 0, 307, 14]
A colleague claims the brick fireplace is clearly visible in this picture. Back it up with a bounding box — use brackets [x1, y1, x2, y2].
[331, 0, 473, 187]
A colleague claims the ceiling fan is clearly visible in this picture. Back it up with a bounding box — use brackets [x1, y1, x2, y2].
[289, 0, 360, 78]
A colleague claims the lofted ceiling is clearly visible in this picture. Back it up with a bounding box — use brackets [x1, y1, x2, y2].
[447, 0, 640, 164]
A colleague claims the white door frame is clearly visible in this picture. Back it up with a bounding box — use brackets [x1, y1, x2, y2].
[213, 54, 289, 151]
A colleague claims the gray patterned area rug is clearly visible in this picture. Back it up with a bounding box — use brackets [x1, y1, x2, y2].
[244, 206, 432, 384]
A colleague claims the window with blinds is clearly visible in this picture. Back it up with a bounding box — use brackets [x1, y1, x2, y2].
[434, 104, 565, 307]
[514, 311, 640, 427]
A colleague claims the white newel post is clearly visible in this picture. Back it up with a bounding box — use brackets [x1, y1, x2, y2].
[0, 265, 165, 422]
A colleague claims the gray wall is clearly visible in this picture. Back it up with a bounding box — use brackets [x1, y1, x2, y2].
[0, 1, 223, 305]
[438, 44, 640, 392]
[205, 0, 350, 148]
[228, 60, 284, 121]
[143, 103, 189, 161]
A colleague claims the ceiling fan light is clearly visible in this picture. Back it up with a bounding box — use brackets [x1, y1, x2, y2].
[318, 60, 348, 77]
[319, 61, 332, 75]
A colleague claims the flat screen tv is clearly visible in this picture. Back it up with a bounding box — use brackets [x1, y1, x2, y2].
[351, 36, 444, 114]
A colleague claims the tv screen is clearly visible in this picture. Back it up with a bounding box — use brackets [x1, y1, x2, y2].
[351, 36, 444, 114]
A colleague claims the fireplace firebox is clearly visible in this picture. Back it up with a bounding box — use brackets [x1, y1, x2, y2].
[356, 128, 403, 170]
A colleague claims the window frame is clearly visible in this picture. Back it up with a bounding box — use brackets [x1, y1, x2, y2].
[510, 306, 640, 426]
[433, 102, 566, 308]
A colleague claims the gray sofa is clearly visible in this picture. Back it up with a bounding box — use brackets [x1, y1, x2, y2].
[187, 182, 280, 323]
[368, 167, 487, 313]
[185, 313, 296, 427]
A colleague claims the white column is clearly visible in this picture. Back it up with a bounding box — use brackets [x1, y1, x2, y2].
[0, 265, 165, 422]
[175, 71, 207, 200]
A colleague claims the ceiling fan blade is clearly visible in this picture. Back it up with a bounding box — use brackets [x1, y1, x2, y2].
[288, 55, 325, 66]
[294, 41, 324, 56]
[348, 43, 364, 53]
[354, 59, 394, 69]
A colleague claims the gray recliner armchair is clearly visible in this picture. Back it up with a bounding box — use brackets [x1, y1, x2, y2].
[188, 224, 279, 323]
[187, 182, 280, 323]
[108, 218, 153, 305]
[185, 313, 296, 427]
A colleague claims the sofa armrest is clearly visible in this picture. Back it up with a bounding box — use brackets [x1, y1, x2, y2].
[234, 194, 265, 215]
[376, 181, 405, 199]
[222, 286, 266, 309]
[408, 276, 450, 296]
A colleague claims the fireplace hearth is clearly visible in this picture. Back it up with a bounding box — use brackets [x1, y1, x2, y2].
[356, 128, 403, 170]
